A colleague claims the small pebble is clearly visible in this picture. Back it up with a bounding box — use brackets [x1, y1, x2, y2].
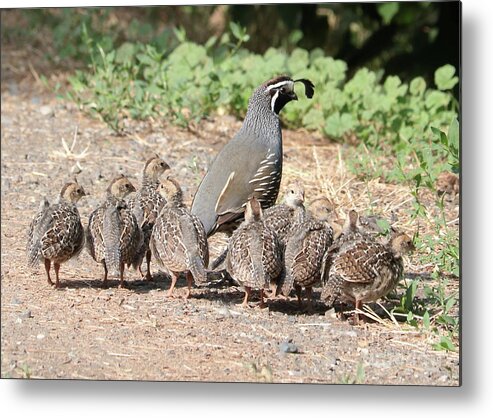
[279, 340, 299, 354]
[216, 306, 232, 319]
[39, 105, 53, 116]
[8, 82, 19, 96]
[326, 355, 339, 368]
[36, 334, 45, 340]
[20, 310, 33, 319]
[324, 308, 337, 318]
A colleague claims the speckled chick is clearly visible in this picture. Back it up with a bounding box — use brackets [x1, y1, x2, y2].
[280, 196, 334, 312]
[226, 196, 283, 308]
[128, 154, 170, 281]
[263, 181, 305, 247]
[26, 180, 87, 288]
[321, 231, 415, 324]
[86, 175, 142, 287]
[149, 177, 209, 299]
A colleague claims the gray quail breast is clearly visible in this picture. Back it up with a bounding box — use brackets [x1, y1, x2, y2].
[226, 196, 283, 308]
[86, 175, 142, 288]
[321, 229, 415, 324]
[26, 179, 87, 288]
[280, 196, 335, 312]
[149, 176, 209, 299]
[128, 154, 170, 281]
[263, 181, 305, 248]
[191, 75, 314, 237]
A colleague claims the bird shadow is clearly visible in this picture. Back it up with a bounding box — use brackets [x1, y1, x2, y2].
[53, 271, 174, 292]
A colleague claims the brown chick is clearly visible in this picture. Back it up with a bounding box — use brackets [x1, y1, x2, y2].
[128, 154, 170, 281]
[149, 177, 209, 299]
[86, 175, 142, 288]
[321, 231, 415, 324]
[226, 196, 283, 308]
[26, 179, 87, 288]
[279, 196, 335, 313]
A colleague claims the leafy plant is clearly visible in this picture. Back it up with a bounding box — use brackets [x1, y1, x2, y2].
[340, 362, 365, 384]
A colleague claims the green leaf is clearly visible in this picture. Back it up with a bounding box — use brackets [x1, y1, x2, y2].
[384, 75, 407, 97]
[115, 42, 136, 64]
[136, 53, 156, 66]
[324, 112, 356, 138]
[376, 218, 391, 235]
[288, 48, 309, 74]
[425, 90, 450, 110]
[302, 108, 325, 130]
[377, 2, 400, 25]
[448, 118, 459, 152]
[422, 311, 430, 329]
[435, 64, 459, 90]
[445, 296, 456, 313]
[229, 21, 250, 42]
[399, 125, 413, 142]
[433, 336, 456, 352]
[410, 77, 426, 96]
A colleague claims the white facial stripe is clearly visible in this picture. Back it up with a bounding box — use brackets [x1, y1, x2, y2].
[270, 89, 280, 112]
[265, 80, 294, 93]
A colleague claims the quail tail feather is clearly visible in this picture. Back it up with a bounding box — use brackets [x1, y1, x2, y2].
[27, 198, 52, 268]
[189, 254, 207, 285]
[103, 205, 122, 277]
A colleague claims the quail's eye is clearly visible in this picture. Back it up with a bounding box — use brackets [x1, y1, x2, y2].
[280, 87, 286, 94]
[290, 190, 294, 194]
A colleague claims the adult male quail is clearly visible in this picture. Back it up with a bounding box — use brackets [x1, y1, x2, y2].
[128, 154, 170, 280]
[149, 177, 209, 299]
[263, 181, 305, 247]
[27, 179, 87, 288]
[226, 196, 283, 308]
[191, 75, 314, 237]
[321, 231, 415, 324]
[86, 175, 142, 288]
[279, 196, 335, 312]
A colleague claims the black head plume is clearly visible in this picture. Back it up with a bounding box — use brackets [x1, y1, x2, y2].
[294, 79, 315, 99]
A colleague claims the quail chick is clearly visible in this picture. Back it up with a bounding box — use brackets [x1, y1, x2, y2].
[321, 231, 415, 324]
[263, 181, 305, 247]
[128, 154, 170, 281]
[226, 196, 283, 308]
[149, 177, 209, 299]
[26, 180, 87, 288]
[334, 209, 370, 245]
[279, 196, 334, 313]
[191, 75, 315, 237]
[86, 175, 142, 288]
[319, 210, 371, 291]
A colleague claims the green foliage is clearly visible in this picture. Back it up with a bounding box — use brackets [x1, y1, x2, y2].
[340, 362, 366, 384]
[377, 2, 400, 25]
[435, 64, 459, 91]
[66, 20, 459, 158]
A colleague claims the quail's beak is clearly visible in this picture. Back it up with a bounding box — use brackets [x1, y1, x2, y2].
[289, 91, 298, 101]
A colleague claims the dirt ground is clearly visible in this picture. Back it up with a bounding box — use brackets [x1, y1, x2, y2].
[0, 46, 460, 385]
